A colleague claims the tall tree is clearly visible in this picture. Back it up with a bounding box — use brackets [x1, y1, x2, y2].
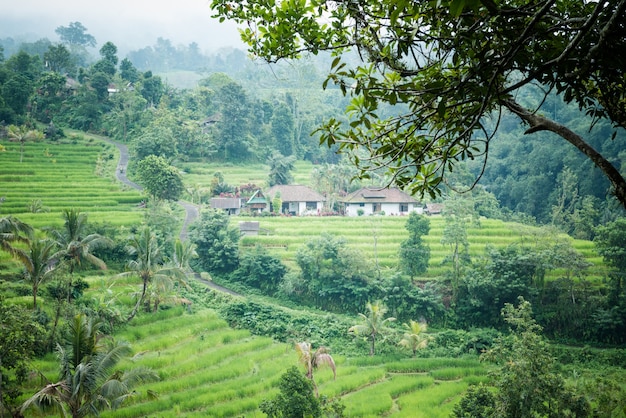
[270, 102, 296, 156]
[14, 238, 58, 309]
[135, 155, 184, 202]
[215, 81, 253, 161]
[211, 0, 626, 209]
[349, 301, 396, 356]
[21, 314, 158, 418]
[478, 298, 590, 417]
[118, 226, 187, 321]
[48, 209, 111, 301]
[399, 213, 431, 279]
[188, 209, 240, 274]
[267, 150, 295, 186]
[7, 125, 44, 163]
[55, 22, 96, 48]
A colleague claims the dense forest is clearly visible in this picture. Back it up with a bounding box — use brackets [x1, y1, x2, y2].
[1, 20, 626, 417]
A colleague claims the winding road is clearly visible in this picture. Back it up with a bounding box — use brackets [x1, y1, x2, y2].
[102, 137, 239, 296]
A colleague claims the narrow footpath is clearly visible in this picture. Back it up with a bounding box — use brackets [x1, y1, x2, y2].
[102, 137, 239, 296]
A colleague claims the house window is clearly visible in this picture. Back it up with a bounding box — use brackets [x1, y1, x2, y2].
[359, 203, 365, 207]
[400, 204, 409, 212]
[306, 201, 317, 210]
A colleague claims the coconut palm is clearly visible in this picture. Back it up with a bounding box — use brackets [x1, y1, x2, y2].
[7, 125, 44, 163]
[48, 209, 111, 301]
[349, 301, 396, 356]
[0, 215, 33, 257]
[398, 320, 431, 357]
[119, 226, 187, 321]
[21, 313, 158, 418]
[295, 342, 336, 397]
[13, 238, 58, 309]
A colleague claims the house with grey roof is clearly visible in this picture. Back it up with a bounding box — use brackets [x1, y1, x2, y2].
[209, 197, 244, 215]
[341, 187, 422, 216]
[266, 184, 326, 215]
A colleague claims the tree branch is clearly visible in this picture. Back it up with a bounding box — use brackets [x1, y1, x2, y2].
[503, 99, 626, 210]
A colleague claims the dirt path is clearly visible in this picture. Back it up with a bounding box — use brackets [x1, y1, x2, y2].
[102, 137, 240, 296]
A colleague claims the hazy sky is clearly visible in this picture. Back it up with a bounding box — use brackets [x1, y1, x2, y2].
[0, 0, 246, 53]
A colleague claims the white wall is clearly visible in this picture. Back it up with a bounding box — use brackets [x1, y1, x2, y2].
[345, 203, 423, 216]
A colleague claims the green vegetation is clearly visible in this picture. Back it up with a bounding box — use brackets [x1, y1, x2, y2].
[0, 135, 144, 228]
[1, 23, 625, 417]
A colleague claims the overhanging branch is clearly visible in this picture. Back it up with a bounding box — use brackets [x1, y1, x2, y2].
[503, 99, 626, 210]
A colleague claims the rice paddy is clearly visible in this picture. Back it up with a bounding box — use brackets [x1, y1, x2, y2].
[0, 134, 144, 228]
[76, 306, 489, 418]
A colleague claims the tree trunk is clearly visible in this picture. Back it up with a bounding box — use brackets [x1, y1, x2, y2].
[504, 99, 626, 210]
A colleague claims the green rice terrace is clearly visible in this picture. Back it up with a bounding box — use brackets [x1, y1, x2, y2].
[1, 134, 624, 417]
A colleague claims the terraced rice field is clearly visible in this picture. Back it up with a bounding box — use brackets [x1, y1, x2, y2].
[25, 306, 487, 417]
[0, 135, 144, 228]
[237, 216, 605, 279]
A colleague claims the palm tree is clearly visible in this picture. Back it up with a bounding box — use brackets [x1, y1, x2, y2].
[13, 238, 58, 309]
[48, 209, 111, 301]
[295, 342, 336, 397]
[349, 301, 396, 356]
[0, 215, 33, 257]
[119, 226, 187, 321]
[398, 320, 430, 357]
[21, 314, 158, 418]
[7, 125, 44, 163]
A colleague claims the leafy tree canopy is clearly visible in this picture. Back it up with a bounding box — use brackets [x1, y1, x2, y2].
[135, 155, 184, 201]
[211, 0, 626, 208]
[55, 22, 96, 48]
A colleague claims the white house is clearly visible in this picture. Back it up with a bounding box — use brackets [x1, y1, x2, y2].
[342, 187, 423, 216]
[266, 185, 326, 215]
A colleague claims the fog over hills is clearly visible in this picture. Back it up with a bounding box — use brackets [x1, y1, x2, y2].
[0, 0, 244, 55]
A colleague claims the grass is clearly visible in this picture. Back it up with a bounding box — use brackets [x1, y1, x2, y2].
[0, 134, 144, 229]
[236, 216, 605, 279]
[2, 132, 615, 417]
[87, 306, 488, 418]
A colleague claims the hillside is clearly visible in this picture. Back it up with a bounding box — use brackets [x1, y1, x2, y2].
[3, 134, 625, 417]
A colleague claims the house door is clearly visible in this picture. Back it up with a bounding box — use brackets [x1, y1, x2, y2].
[373, 203, 382, 213]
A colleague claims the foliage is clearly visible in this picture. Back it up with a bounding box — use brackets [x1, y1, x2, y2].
[0, 298, 46, 416]
[478, 298, 590, 417]
[267, 150, 296, 186]
[7, 124, 44, 163]
[0, 215, 33, 257]
[230, 245, 286, 294]
[295, 341, 337, 397]
[398, 320, 430, 357]
[21, 313, 158, 418]
[188, 209, 240, 274]
[451, 383, 496, 418]
[135, 155, 185, 201]
[455, 245, 541, 328]
[55, 22, 96, 48]
[259, 366, 322, 418]
[398, 213, 430, 278]
[211, 0, 626, 209]
[13, 237, 58, 308]
[294, 233, 373, 313]
[117, 226, 188, 321]
[349, 301, 396, 356]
